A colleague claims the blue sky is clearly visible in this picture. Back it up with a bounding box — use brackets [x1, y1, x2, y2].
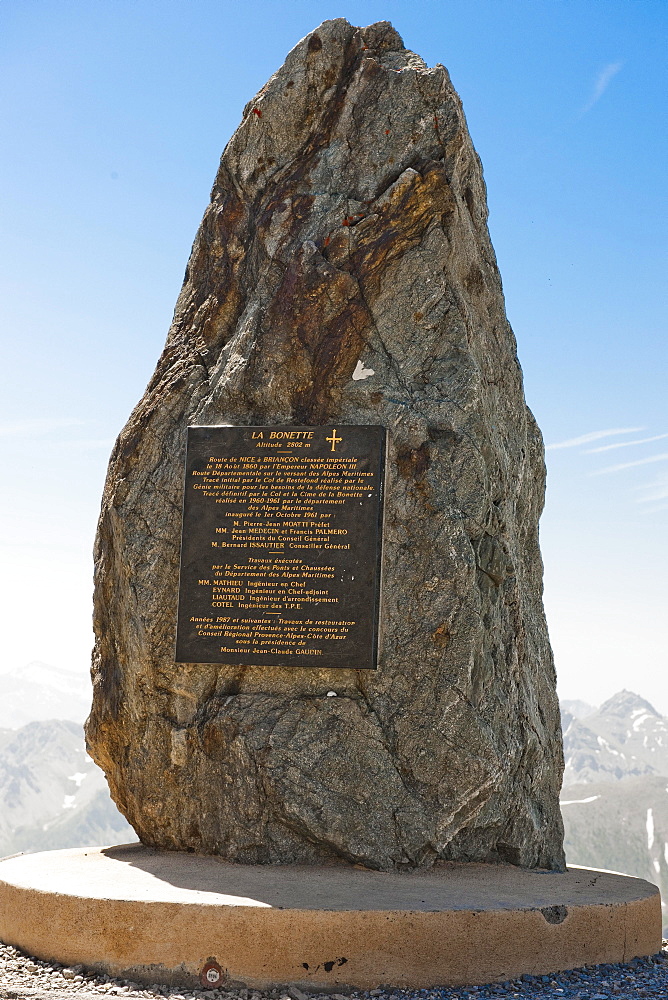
[1, 0, 666, 711]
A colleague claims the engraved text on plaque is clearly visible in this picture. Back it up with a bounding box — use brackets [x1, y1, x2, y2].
[175, 425, 386, 668]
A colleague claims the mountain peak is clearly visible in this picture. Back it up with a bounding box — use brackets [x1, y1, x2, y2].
[561, 690, 667, 788]
[597, 690, 659, 720]
[561, 698, 597, 721]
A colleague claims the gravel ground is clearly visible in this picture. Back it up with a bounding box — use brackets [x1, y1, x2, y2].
[1, 942, 667, 1000]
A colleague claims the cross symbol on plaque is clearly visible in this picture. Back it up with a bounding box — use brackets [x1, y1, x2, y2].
[326, 428, 342, 452]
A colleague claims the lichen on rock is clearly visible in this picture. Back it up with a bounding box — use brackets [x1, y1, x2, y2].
[86, 18, 565, 871]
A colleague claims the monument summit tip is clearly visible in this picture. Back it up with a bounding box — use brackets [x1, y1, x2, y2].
[86, 19, 566, 871]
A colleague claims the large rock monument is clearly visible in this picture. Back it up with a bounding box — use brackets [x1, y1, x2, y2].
[86, 19, 565, 872]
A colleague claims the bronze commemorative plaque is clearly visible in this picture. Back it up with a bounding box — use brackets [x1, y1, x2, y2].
[175, 425, 386, 668]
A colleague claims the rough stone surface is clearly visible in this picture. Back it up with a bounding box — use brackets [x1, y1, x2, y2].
[86, 18, 565, 871]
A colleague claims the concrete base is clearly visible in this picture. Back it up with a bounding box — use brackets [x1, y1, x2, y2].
[0, 844, 661, 990]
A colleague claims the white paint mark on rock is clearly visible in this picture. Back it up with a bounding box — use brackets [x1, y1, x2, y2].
[352, 360, 375, 381]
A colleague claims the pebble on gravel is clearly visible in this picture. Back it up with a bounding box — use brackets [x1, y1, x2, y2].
[0, 940, 667, 999]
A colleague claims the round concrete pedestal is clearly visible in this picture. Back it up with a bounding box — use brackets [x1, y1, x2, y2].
[0, 844, 661, 990]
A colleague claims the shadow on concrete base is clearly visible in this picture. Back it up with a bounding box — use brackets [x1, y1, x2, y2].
[0, 843, 661, 990]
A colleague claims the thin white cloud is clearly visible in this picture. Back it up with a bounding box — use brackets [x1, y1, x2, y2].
[581, 61, 623, 115]
[636, 471, 668, 505]
[586, 432, 668, 454]
[0, 418, 85, 438]
[546, 428, 643, 451]
[592, 452, 668, 475]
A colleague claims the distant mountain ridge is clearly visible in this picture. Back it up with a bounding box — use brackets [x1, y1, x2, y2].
[0, 661, 91, 730]
[0, 719, 135, 858]
[560, 689, 668, 932]
[562, 690, 668, 785]
[560, 698, 597, 721]
[0, 677, 665, 934]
